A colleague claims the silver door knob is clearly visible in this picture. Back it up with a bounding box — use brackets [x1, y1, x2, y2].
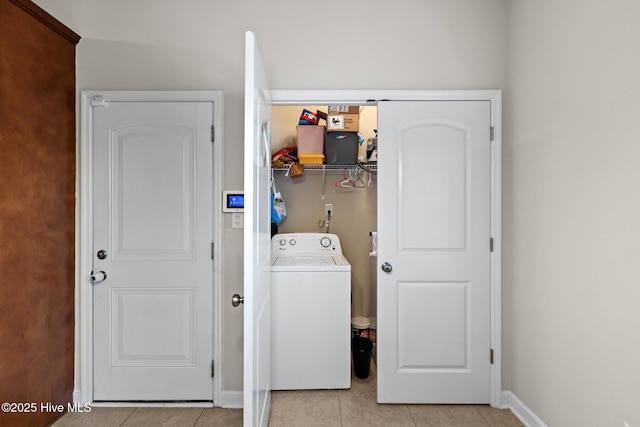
[91, 271, 107, 284]
[381, 262, 393, 273]
[232, 294, 244, 307]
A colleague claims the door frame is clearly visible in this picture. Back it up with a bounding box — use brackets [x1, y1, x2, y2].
[77, 91, 224, 406]
[269, 89, 503, 407]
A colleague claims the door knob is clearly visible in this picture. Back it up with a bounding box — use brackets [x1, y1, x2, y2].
[232, 294, 244, 307]
[91, 271, 107, 284]
[381, 262, 393, 273]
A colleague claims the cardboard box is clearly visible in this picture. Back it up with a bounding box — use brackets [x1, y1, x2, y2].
[298, 109, 319, 125]
[328, 106, 359, 114]
[327, 106, 359, 132]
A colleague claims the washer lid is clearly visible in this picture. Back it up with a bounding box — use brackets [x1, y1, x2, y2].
[271, 254, 351, 272]
[272, 256, 337, 267]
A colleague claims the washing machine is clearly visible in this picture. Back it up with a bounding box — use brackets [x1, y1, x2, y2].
[271, 233, 351, 390]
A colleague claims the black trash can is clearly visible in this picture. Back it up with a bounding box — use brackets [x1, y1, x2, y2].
[352, 336, 373, 379]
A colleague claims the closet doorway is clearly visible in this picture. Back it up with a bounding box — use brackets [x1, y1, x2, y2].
[269, 90, 503, 405]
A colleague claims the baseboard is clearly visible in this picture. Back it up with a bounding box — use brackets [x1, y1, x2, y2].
[221, 390, 243, 408]
[501, 390, 549, 427]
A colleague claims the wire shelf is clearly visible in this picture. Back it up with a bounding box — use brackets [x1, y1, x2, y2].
[274, 163, 377, 174]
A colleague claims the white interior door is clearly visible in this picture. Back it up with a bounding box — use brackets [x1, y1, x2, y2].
[243, 31, 272, 427]
[92, 99, 214, 401]
[377, 100, 492, 403]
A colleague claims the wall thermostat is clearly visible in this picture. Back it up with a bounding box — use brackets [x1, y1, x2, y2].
[223, 191, 244, 212]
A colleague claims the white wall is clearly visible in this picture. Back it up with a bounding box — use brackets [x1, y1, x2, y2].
[33, 0, 508, 396]
[506, 1, 640, 426]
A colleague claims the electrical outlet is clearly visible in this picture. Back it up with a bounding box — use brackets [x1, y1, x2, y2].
[325, 203, 333, 216]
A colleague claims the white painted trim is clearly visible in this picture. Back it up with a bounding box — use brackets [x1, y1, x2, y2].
[78, 91, 224, 406]
[211, 93, 225, 407]
[271, 89, 503, 407]
[489, 91, 503, 408]
[220, 391, 244, 409]
[271, 89, 502, 105]
[502, 391, 550, 427]
[78, 93, 93, 405]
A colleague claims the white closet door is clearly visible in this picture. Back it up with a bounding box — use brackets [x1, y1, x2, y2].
[243, 31, 272, 427]
[93, 99, 214, 401]
[377, 100, 492, 403]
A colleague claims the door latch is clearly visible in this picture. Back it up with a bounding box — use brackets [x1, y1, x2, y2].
[90, 271, 107, 284]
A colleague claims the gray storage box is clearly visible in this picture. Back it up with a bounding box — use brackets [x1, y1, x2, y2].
[325, 132, 359, 165]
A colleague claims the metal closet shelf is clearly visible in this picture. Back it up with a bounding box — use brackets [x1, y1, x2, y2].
[273, 163, 377, 198]
[273, 163, 377, 174]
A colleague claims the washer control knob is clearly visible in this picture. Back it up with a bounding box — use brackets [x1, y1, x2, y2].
[279, 239, 287, 246]
[289, 239, 296, 246]
[320, 237, 332, 248]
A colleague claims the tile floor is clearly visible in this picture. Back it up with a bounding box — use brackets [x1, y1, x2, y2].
[53, 361, 523, 427]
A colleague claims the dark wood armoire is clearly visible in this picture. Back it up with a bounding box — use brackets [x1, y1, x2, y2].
[0, 1, 79, 426]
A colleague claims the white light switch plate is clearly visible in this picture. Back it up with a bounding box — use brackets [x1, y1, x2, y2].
[232, 213, 244, 229]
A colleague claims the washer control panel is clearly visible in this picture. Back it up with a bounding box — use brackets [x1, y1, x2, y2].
[272, 233, 342, 254]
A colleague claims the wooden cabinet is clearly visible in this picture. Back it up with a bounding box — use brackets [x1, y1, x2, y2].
[0, 1, 79, 425]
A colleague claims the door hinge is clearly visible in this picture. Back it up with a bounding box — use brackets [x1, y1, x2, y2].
[490, 348, 494, 365]
[211, 242, 215, 260]
[490, 237, 494, 252]
[490, 126, 495, 142]
[211, 125, 215, 143]
[90, 95, 108, 107]
[211, 360, 215, 377]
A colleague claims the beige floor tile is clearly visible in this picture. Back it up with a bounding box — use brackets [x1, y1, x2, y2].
[409, 405, 489, 426]
[341, 375, 376, 397]
[269, 391, 342, 427]
[51, 400, 522, 427]
[341, 358, 377, 397]
[195, 407, 243, 426]
[272, 389, 340, 398]
[52, 407, 136, 427]
[476, 406, 525, 427]
[121, 407, 204, 427]
[340, 394, 416, 427]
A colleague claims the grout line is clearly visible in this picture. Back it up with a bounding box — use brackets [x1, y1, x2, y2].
[119, 407, 137, 427]
[192, 408, 205, 426]
[338, 392, 344, 427]
[474, 406, 491, 426]
[406, 404, 418, 427]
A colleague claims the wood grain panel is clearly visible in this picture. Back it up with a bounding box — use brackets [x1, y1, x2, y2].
[0, 1, 79, 426]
